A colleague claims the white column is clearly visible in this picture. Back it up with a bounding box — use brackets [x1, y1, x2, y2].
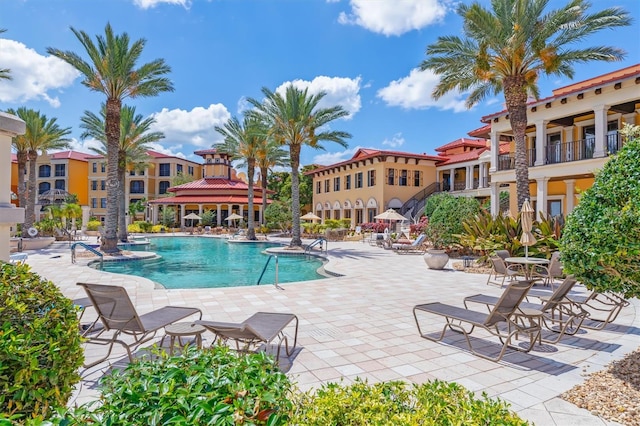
[180, 204, 186, 228]
[449, 168, 455, 192]
[534, 119, 548, 166]
[465, 166, 472, 190]
[564, 126, 574, 161]
[258, 205, 263, 225]
[593, 104, 608, 158]
[565, 179, 576, 214]
[536, 178, 549, 219]
[489, 130, 499, 173]
[0, 113, 26, 262]
[198, 204, 203, 215]
[152, 205, 158, 224]
[216, 204, 222, 226]
[490, 182, 500, 216]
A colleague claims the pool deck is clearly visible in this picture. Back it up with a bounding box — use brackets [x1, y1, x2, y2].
[22, 237, 638, 425]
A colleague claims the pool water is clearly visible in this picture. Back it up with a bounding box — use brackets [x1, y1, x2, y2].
[93, 237, 327, 289]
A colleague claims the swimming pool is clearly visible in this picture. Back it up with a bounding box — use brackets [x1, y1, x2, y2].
[92, 237, 327, 289]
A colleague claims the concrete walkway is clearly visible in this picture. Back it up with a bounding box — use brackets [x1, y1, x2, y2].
[22, 238, 637, 425]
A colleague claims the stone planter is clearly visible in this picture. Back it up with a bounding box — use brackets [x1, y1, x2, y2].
[84, 230, 99, 237]
[20, 237, 55, 251]
[423, 249, 449, 270]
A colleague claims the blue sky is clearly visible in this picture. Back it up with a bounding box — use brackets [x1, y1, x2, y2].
[1, 0, 639, 168]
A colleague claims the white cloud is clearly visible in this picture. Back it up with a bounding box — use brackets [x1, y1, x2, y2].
[149, 103, 231, 148]
[312, 146, 363, 165]
[377, 68, 468, 112]
[0, 39, 79, 106]
[275, 76, 362, 119]
[382, 133, 405, 148]
[337, 0, 449, 36]
[68, 137, 103, 154]
[146, 142, 188, 159]
[133, 0, 190, 9]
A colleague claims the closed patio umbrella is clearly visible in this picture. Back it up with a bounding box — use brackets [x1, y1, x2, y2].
[519, 199, 536, 258]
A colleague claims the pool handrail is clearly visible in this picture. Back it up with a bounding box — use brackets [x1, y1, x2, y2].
[71, 242, 103, 268]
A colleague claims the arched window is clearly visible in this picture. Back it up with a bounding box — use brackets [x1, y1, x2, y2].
[38, 182, 51, 194]
[38, 165, 51, 178]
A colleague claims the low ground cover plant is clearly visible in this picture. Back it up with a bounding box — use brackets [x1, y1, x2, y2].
[0, 263, 83, 424]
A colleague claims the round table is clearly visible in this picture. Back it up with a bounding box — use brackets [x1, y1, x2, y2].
[505, 257, 549, 280]
[164, 322, 206, 355]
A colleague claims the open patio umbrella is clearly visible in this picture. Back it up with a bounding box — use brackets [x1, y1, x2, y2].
[183, 212, 202, 233]
[300, 212, 322, 221]
[374, 209, 407, 221]
[226, 213, 243, 228]
[519, 199, 536, 258]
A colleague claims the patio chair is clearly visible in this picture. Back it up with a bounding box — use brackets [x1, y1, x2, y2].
[393, 234, 427, 254]
[464, 275, 588, 344]
[78, 282, 202, 368]
[559, 291, 629, 331]
[532, 251, 564, 289]
[486, 256, 524, 287]
[495, 250, 511, 261]
[197, 312, 298, 363]
[413, 280, 538, 362]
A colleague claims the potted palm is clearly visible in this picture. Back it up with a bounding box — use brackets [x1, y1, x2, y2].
[423, 223, 450, 270]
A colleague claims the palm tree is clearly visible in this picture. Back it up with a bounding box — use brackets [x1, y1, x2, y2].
[256, 136, 288, 225]
[48, 23, 174, 252]
[0, 29, 11, 80]
[80, 104, 163, 242]
[248, 85, 351, 247]
[420, 0, 630, 210]
[215, 115, 267, 240]
[6, 107, 71, 237]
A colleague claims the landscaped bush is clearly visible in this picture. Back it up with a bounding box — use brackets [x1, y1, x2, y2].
[560, 123, 640, 297]
[0, 263, 83, 424]
[151, 224, 166, 233]
[51, 346, 293, 425]
[291, 379, 529, 425]
[424, 193, 481, 249]
[86, 220, 102, 231]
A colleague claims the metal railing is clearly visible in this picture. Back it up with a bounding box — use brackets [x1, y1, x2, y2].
[257, 254, 282, 289]
[304, 237, 327, 255]
[71, 242, 103, 267]
[399, 182, 441, 217]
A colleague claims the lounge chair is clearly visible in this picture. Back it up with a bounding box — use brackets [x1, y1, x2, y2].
[78, 282, 202, 367]
[413, 280, 538, 362]
[486, 256, 524, 287]
[197, 312, 298, 363]
[557, 291, 628, 331]
[393, 234, 427, 254]
[531, 251, 564, 289]
[464, 275, 588, 344]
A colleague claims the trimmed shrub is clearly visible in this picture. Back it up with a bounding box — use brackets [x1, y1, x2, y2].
[85, 220, 102, 231]
[560, 124, 640, 297]
[425, 193, 481, 249]
[291, 379, 529, 425]
[0, 263, 83, 423]
[53, 346, 293, 425]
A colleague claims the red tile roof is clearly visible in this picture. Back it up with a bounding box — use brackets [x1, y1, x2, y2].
[149, 195, 271, 205]
[11, 154, 17, 163]
[437, 148, 488, 166]
[49, 150, 93, 161]
[169, 178, 273, 194]
[307, 148, 441, 175]
[434, 138, 487, 153]
[193, 148, 218, 156]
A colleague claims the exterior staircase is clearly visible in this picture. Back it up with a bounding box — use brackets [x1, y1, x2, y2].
[399, 182, 441, 220]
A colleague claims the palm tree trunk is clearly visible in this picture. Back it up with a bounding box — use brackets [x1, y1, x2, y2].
[504, 76, 531, 211]
[246, 159, 256, 240]
[289, 146, 302, 247]
[16, 151, 28, 213]
[102, 98, 122, 253]
[117, 151, 127, 242]
[260, 166, 268, 226]
[24, 151, 38, 236]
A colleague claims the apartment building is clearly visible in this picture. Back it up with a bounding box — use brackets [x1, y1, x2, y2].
[482, 63, 640, 218]
[306, 149, 440, 227]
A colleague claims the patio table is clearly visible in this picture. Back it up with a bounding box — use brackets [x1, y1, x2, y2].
[505, 257, 549, 280]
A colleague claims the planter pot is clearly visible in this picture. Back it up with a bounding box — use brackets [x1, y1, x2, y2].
[20, 237, 55, 251]
[84, 230, 99, 237]
[423, 249, 449, 270]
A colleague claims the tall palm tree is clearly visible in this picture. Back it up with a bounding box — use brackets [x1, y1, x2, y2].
[256, 136, 288, 225]
[248, 85, 351, 247]
[48, 23, 174, 252]
[6, 107, 71, 236]
[420, 0, 630, 210]
[0, 29, 11, 80]
[80, 104, 163, 242]
[215, 115, 267, 240]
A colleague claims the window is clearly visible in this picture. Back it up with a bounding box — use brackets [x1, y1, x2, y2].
[547, 133, 562, 164]
[334, 177, 340, 192]
[413, 171, 422, 187]
[355, 172, 363, 188]
[399, 169, 408, 186]
[101, 180, 106, 190]
[188, 166, 194, 176]
[177, 164, 183, 174]
[38, 182, 50, 194]
[101, 163, 106, 173]
[91, 180, 97, 191]
[92, 162, 97, 173]
[316, 181, 321, 194]
[367, 170, 375, 187]
[159, 163, 171, 176]
[159, 181, 171, 194]
[387, 168, 395, 185]
[54, 164, 65, 177]
[54, 180, 65, 190]
[100, 198, 107, 208]
[345, 175, 351, 190]
[548, 200, 562, 218]
[91, 198, 97, 208]
[38, 165, 51, 178]
[324, 179, 330, 193]
[130, 180, 144, 194]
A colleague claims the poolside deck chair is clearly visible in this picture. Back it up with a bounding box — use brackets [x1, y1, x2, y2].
[393, 234, 427, 254]
[531, 251, 564, 289]
[556, 291, 628, 331]
[464, 276, 588, 344]
[486, 256, 524, 287]
[78, 282, 202, 368]
[413, 280, 538, 362]
[197, 312, 298, 363]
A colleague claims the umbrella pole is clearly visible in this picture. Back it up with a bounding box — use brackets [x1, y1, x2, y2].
[525, 245, 528, 258]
